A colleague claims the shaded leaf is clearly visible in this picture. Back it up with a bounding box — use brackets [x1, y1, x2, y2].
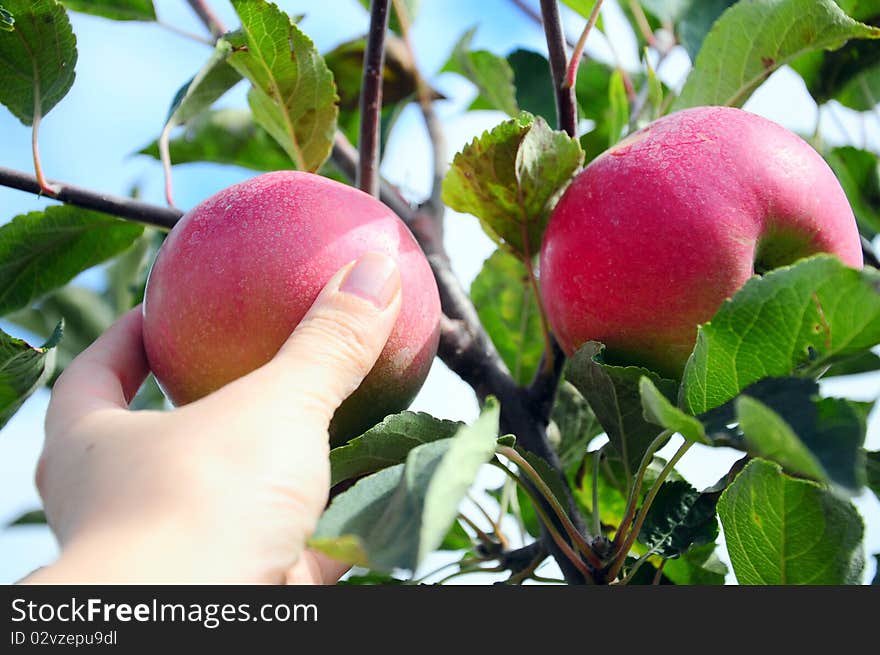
[719, 459, 864, 584]
[552, 381, 603, 469]
[0, 323, 60, 429]
[867, 450, 880, 501]
[567, 342, 675, 478]
[443, 112, 583, 260]
[6, 285, 113, 374]
[0, 0, 77, 125]
[507, 49, 556, 123]
[225, 0, 338, 172]
[823, 146, 880, 238]
[675, 0, 880, 110]
[639, 480, 719, 558]
[439, 519, 473, 551]
[681, 255, 880, 414]
[7, 509, 46, 526]
[330, 411, 463, 487]
[470, 249, 543, 385]
[0, 206, 144, 316]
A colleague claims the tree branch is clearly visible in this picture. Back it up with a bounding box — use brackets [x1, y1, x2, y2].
[358, 0, 391, 197]
[539, 0, 577, 137]
[0, 166, 181, 229]
[185, 0, 226, 39]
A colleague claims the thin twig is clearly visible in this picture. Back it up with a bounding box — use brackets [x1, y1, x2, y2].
[612, 429, 673, 551]
[492, 459, 594, 582]
[498, 447, 601, 569]
[628, 0, 656, 47]
[539, 0, 577, 137]
[564, 0, 604, 89]
[0, 166, 181, 229]
[608, 441, 692, 581]
[358, 0, 391, 197]
[185, 0, 226, 38]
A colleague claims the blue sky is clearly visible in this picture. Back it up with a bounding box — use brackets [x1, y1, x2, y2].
[1, 0, 878, 584]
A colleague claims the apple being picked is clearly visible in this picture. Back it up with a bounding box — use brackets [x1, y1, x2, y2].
[540, 106, 863, 377]
[142, 171, 441, 444]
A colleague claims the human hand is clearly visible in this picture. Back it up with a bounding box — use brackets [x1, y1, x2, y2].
[23, 252, 402, 584]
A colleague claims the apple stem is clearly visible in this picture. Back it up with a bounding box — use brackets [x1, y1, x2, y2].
[357, 0, 392, 198]
[563, 0, 604, 90]
[627, 0, 655, 47]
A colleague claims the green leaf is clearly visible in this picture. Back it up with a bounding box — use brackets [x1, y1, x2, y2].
[338, 571, 406, 585]
[104, 229, 157, 313]
[163, 40, 241, 133]
[60, 0, 155, 21]
[668, 0, 739, 61]
[639, 376, 710, 444]
[6, 285, 114, 374]
[638, 481, 720, 559]
[507, 49, 556, 124]
[0, 323, 61, 429]
[0, 5, 14, 31]
[140, 109, 293, 172]
[324, 35, 424, 112]
[698, 375, 870, 492]
[439, 520, 473, 552]
[329, 411, 463, 487]
[0, 0, 77, 125]
[7, 509, 46, 526]
[607, 70, 629, 146]
[792, 0, 880, 111]
[551, 381, 603, 470]
[566, 342, 675, 478]
[823, 146, 880, 238]
[312, 400, 500, 572]
[0, 206, 144, 316]
[867, 450, 880, 501]
[718, 459, 864, 584]
[681, 255, 880, 414]
[442, 28, 518, 117]
[662, 542, 728, 585]
[442, 112, 583, 261]
[470, 249, 543, 385]
[873, 554, 880, 585]
[823, 350, 880, 377]
[225, 0, 338, 172]
[674, 0, 880, 110]
[737, 395, 828, 481]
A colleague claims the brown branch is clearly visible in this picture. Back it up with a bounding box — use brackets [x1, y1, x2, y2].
[358, 0, 392, 197]
[0, 166, 181, 229]
[185, 0, 226, 39]
[539, 0, 577, 137]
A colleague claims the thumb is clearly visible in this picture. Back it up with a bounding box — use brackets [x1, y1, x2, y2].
[265, 251, 402, 426]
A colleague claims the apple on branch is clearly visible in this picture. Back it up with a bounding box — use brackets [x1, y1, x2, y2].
[142, 171, 441, 445]
[540, 106, 864, 377]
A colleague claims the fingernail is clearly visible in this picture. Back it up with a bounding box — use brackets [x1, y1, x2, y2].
[340, 251, 400, 309]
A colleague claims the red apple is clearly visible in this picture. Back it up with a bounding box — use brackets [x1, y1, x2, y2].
[143, 171, 441, 444]
[540, 106, 863, 377]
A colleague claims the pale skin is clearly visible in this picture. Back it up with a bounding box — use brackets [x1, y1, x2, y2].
[22, 251, 402, 584]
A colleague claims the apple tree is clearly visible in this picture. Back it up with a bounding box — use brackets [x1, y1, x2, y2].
[2, 0, 880, 585]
